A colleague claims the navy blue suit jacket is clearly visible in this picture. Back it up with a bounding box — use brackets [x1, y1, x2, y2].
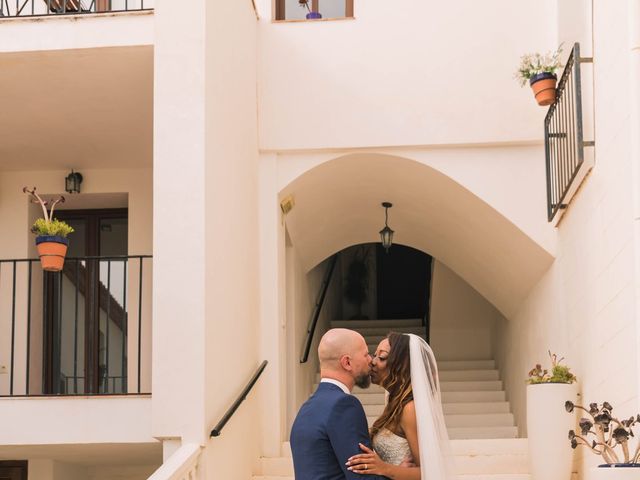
[290, 382, 388, 480]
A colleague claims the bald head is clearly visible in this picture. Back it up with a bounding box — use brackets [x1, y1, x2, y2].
[319, 328, 364, 368]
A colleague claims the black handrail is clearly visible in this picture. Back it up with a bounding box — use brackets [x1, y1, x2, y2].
[544, 42, 594, 221]
[0, 0, 152, 18]
[210, 360, 268, 437]
[300, 254, 338, 363]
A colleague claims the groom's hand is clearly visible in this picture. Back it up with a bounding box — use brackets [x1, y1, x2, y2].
[346, 443, 388, 476]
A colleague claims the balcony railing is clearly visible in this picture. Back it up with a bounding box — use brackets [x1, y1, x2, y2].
[0, 0, 152, 18]
[0, 255, 152, 397]
[544, 42, 594, 222]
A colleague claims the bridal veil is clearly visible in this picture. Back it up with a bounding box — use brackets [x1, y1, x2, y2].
[408, 333, 456, 480]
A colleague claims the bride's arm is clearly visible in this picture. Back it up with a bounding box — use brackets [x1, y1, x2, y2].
[346, 402, 421, 479]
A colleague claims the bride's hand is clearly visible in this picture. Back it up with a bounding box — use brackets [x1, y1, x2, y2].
[346, 443, 388, 475]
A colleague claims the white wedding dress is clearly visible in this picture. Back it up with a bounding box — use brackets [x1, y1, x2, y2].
[371, 334, 456, 479]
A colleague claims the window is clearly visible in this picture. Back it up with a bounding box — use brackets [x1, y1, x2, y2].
[275, 0, 354, 21]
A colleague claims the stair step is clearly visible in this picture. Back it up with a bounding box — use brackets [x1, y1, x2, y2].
[440, 370, 500, 381]
[366, 413, 515, 428]
[448, 426, 519, 440]
[344, 380, 503, 395]
[439, 360, 496, 371]
[260, 440, 528, 476]
[280, 438, 528, 459]
[331, 319, 423, 328]
[442, 391, 506, 403]
[443, 402, 511, 414]
[348, 326, 427, 336]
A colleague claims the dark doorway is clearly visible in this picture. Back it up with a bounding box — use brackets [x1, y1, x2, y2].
[44, 209, 128, 394]
[376, 244, 432, 322]
[0, 461, 27, 480]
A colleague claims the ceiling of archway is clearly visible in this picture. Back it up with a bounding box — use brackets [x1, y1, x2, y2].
[280, 153, 553, 318]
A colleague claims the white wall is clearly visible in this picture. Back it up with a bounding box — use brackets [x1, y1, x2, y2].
[494, 1, 640, 475]
[285, 245, 342, 435]
[430, 261, 503, 362]
[257, 0, 558, 150]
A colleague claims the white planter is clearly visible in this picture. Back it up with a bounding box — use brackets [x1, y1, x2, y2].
[584, 466, 640, 480]
[527, 383, 579, 480]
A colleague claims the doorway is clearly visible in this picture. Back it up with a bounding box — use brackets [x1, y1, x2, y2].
[43, 209, 128, 394]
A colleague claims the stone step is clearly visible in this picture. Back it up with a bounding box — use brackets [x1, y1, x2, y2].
[348, 380, 503, 394]
[280, 438, 529, 458]
[259, 440, 527, 476]
[442, 391, 507, 403]
[363, 402, 512, 416]
[353, 390, 507, 404]
[348, 326, 427, 336]
[448, 426, 519, 440]
[439, 360, 496, 371]
[366, 413, 515, 428]
[331, 319, 423, 328]
[314, 370, 500, 384]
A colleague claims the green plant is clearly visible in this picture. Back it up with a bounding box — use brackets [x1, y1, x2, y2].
[566, 400, 640, 465]
[527, 351, 577, 384]
[23, 187, 74, 238]
[514, 45, 563, 87]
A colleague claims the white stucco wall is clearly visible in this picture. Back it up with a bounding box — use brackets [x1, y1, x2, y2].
[430, 261, 503, 362]
[257, 0, 558, 150]
[494, 2, 640, 475]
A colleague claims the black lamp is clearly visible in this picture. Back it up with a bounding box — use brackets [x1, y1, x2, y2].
[65, 170, 83, 194]
[379, 202, 394, 252]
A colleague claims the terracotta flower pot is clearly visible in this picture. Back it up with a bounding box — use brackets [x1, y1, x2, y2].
[36, 235, 69, 272]
[530, 72, 558, 106]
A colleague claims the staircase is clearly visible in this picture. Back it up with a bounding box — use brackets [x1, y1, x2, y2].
[253, 319, 531, 479]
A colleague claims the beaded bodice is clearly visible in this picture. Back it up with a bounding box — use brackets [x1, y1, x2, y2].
[372, 428, 413, 465]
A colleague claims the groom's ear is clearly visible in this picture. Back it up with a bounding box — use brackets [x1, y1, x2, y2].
[339, 354, 352, 372]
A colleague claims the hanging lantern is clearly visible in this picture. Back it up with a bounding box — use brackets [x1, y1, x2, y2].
[379, 202, 394, 252]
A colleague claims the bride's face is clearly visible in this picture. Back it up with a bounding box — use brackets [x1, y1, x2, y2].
[370, 338, 390, 385]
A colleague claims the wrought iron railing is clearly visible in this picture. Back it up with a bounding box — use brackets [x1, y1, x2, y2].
[300, 254, 338, 363]
[0, 0, 152, 18]
[544, 42, 594, 222]
[0, 255, 151, 396]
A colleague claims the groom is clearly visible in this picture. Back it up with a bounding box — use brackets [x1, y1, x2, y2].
[290, 328, 388, 480]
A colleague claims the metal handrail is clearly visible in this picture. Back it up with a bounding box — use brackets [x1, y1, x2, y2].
[300, 254, 339, 363]
[0, 254, 151, 396]
[210, 360, 268, 437]
[544, 42, 594, 221]
[0, 0, 152, 18]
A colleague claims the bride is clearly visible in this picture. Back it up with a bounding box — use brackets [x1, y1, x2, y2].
[346, 333, 456, 479]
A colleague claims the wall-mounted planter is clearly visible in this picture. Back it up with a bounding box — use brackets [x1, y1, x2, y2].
[530, 72, 557, 106]
[36, 235, 69, 272]
[527, 383, 578, 480]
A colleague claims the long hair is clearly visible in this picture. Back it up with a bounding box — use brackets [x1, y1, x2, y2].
[370, 332, 413, 438]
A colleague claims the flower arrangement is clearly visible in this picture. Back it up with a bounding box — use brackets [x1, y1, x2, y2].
[514, 45, 564, 87]
[23, 187, 73, 238]
[527, 351, 577, 384]
[566, 401, 640, 466]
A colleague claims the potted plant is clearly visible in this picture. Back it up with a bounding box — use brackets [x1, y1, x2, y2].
[526, 351, 578, 480]
[515, 45, 563, 106]
[566, 401, 640, 479]
[299, 0, 322, 19]
[24, 187, 74, 272]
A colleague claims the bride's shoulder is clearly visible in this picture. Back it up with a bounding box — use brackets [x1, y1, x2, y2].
[400, 400, 416, 423]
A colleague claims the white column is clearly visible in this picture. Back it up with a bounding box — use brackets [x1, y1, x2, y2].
[152, 0, 207, 444]
[259, 153, 287, 456]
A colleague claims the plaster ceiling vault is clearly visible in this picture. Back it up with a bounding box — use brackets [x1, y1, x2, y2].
[0, 45, 153, 171]
[280, 154, 554, 318]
